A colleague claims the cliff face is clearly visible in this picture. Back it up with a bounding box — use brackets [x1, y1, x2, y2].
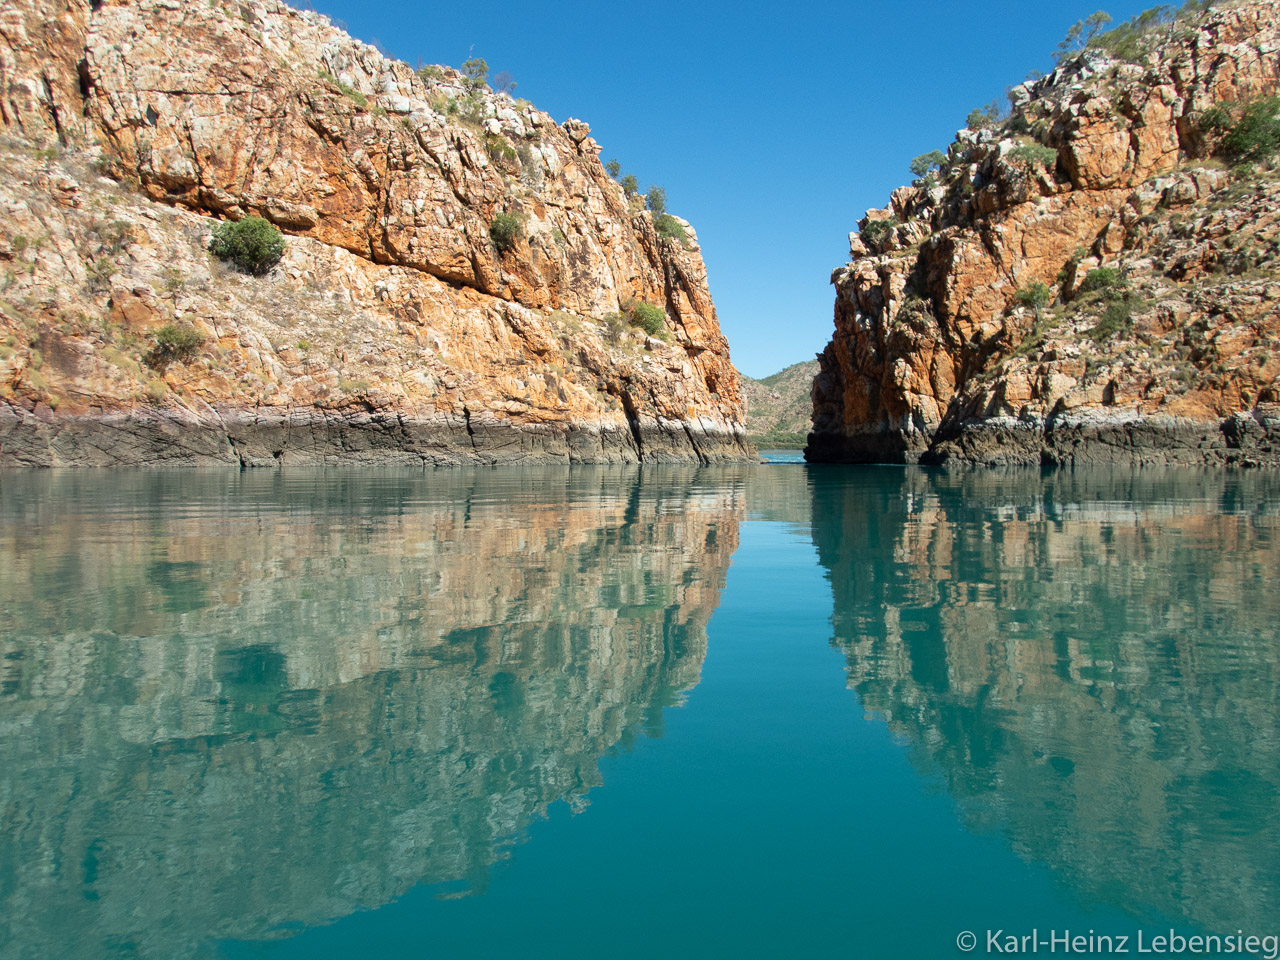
[0, 0, 750, 466]
[810, 0, 1280, 466]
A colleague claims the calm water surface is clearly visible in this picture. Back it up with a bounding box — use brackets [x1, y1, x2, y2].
[1, 462, 1278, 959]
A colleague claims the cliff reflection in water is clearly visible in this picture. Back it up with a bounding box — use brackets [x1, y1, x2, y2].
[810, 467, 1280, 932]
[0, 467, 747, 959]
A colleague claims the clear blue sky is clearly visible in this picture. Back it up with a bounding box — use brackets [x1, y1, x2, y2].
[309, 0, 1158, 378]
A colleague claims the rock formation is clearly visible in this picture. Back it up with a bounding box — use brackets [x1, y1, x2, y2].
[0, 0, 750, 466]
[810, 0, 1280, 465]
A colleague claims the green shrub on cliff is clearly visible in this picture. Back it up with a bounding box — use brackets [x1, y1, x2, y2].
[653, 213, 687, 243]
[317, 69, 368, 108]
[1014, 282, 1052, 317]
[461, 57, 489, 91]
[910, 150, 947, 188]
[485, 133, 516, 164]
[1087, 299, 1134, 342]
[146, 323, 204, 370]
[1220, 98, 1280, 163]
[209, 216, 285, 275]
[910, 151, 947, 178]
[645, 186, 667, 215]
[489, 211, 524, 254]
[1078, 266, 1125, 296]
[860, 217, 898, 246]
[1053, 11, 1112, 62]
[622, 300, 667, 338]
[966, 101, 1003, 131]
[1008, 142, 1058, 171]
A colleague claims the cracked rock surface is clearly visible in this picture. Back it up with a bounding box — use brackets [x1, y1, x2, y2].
[810, 0, 1280, 467]
[0, 0, 749, 466]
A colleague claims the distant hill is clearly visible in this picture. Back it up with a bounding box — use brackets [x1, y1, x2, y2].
[738, 360, 818, 448]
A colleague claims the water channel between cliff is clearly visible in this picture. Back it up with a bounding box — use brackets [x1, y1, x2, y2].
[1, 462, 1278, 959]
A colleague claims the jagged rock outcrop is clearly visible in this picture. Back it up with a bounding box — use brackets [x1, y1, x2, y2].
[810, 0, 1280, 466]
[0, 0, 750, 466]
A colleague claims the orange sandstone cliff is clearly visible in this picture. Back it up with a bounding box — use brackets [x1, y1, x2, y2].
[809, 0, 1280, 466]
[0, 0, 751, 466]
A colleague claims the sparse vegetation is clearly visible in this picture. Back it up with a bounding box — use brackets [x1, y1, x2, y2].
[861, 217, 899, 246]
[317, 69, 368, 108]
[209, 216, 285, 275]
[645, 186, 667, 215]
[653, 213, 687, 243]
[966, 101, 1003, 132]
[1054, 11, 1113, 62]
[1010, 311, 1066, 359]
[492, 70, 517, 95]
[85, 258, 115, 292]
[1008, 141, 1058, 170]
[485, 133, 516, 165]
[602, 311, 626, 343]
[622, 299, 667, 338]
[1057, 246, 1089, 290]
[1077, 266, 1126, 296]
[1087, 299, 1134, 341]
[1014, 282, 1052, 318]
[1220, 98, 1280, 164]
[146, 323, 204, 370]
[489, 211, 524, 254]
[1053, 3, 1223, 67]
[619, 174, 639, 196]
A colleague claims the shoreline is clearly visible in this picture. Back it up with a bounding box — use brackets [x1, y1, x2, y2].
[0, 402, 755, 468]
[806, 412, 1280, 468]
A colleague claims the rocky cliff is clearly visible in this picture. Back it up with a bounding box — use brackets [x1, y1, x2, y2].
[810, 0, 1280, 466]
[0, 0, 750, 466]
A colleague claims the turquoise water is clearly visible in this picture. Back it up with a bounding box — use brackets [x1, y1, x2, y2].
[2, 462, 1279, 959]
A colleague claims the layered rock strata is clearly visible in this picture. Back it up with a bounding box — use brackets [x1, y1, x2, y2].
[0, 0, 749, 466]
[810, 0, 1280, 466]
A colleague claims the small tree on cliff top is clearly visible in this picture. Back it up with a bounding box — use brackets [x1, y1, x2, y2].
[910, 151, 947, 178]
[910, 150, 947, 187]
[461, 57, 488, 90]
[1054, 11, 1113, 62]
